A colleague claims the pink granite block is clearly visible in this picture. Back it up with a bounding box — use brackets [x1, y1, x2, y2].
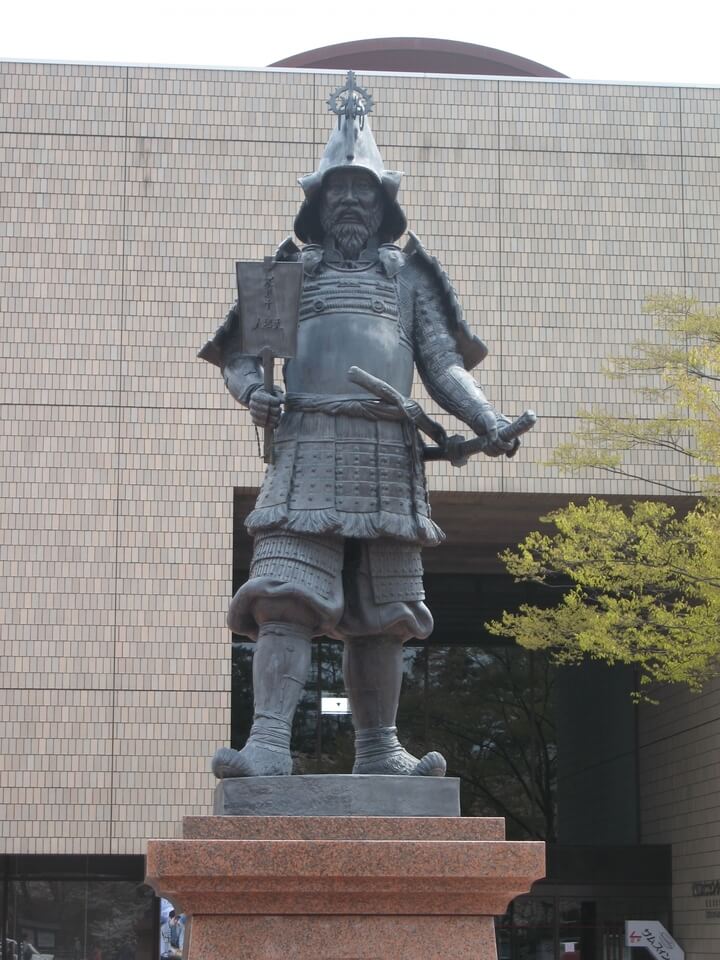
[147, 835, 543, 917]
[187, 914, 498, 960]
[146, 815, 545, 960]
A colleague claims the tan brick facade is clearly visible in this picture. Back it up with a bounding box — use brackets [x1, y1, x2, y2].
[2, 59, 720, 956]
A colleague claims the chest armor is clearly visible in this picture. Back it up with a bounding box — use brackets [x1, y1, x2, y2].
[284, 261, 414, 397]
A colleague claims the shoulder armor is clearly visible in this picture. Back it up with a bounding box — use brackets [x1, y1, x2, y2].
[401, 231, 488, 370]
[198, 302, 239, 368]
[275, 236, 301, 261]
[378, 243, 407, 277]
[278, 236, 324, 275]
[299, 244, 323, 276]
[279, 237, 323, 275]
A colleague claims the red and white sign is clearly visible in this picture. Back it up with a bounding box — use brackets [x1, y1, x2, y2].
[625, 921, 684, 960]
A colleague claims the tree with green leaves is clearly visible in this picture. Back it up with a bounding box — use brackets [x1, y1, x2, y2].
[488, 295, 720, 699]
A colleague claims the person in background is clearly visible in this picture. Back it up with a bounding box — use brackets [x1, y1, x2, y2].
[19, 933, 38, 960]
[160, 911, 183, 960]
[4, 938, 19, 960]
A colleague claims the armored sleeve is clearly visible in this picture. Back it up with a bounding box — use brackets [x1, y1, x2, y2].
[404, 268, 496, 436]
[198, 300, 263, 405]
[222, 348, 263, 406]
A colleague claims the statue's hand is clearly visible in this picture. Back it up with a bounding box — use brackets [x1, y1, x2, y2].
[248, 387, 284, 429]
[472, 407, 520, 459]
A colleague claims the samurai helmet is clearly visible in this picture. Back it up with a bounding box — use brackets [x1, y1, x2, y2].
[294, 71, 407, 244]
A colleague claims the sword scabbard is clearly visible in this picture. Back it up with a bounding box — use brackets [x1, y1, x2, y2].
[261, 346, 275, 464]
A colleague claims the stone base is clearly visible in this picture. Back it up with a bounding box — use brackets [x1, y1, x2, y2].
[146, 809, 545, 960]
[214, 773, 461, 816]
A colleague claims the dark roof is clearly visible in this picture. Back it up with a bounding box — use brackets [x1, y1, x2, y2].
[269, 36, 567, 78]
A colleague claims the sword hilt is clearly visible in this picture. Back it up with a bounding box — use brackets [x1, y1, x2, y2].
[498, 410, 537, 443]
[423, 410, 537, 466]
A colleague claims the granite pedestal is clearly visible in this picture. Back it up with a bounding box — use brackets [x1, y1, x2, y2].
[146, 776, 544, 960]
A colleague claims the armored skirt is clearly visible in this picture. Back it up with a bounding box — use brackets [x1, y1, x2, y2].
[228, 399, 443, 642]
[246, 399, 443, 545]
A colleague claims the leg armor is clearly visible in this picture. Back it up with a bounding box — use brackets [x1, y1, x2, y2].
[343, 636, 446, 777]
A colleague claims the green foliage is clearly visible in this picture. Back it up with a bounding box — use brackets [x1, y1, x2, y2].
[549, 296, 720, 493]
[490, 297, 720, 698]
[489, 498, 720, 696]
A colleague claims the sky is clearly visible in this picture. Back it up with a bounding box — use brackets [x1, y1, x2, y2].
[3, 0, 720, 86]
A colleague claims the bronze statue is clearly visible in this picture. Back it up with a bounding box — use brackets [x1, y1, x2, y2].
[200, 72, 534, 780]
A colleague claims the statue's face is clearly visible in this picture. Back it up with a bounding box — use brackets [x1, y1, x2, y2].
[319, 168, 385, 258]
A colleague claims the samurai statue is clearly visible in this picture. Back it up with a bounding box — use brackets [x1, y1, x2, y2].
[200, 72, 523, 780]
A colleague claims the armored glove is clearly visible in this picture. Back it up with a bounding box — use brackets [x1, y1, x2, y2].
[248, 385, 284, 430]
[471, 406, 521, 459]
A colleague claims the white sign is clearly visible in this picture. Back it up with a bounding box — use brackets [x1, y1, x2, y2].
[321, 696, 350, 715]
[625, 921, 684, 960]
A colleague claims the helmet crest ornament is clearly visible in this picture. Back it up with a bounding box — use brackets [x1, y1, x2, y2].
[327, 70, 375, 161]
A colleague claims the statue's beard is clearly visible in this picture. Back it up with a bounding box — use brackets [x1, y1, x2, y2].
[329, 221, 370, 260]
[320, 199, 384, 260]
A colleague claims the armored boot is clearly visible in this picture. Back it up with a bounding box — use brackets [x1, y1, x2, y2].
[343, 636, 446, 777]
[212, 622, 312, 778]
